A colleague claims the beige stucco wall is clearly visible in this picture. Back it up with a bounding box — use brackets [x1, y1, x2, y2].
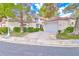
[0, 22, 36, 31]
[26, 23, 36, 28]
[58, 19, 76, 31]
[58, 20, 69, 30]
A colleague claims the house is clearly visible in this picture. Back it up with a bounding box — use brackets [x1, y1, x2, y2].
[57, 17, 76, 31]
[0, 16, 76, 34]
[42, 17, 76, 34]
[0, 16, 45, 31]
[0, 17, 21, 31]
[0, 18, 8, 27]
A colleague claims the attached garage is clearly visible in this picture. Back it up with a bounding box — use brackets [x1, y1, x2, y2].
[43, 20, 58, 34]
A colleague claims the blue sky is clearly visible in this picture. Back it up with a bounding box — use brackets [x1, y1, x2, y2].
[31, 3, 43, 13]
[31, 3, 70, 11]
[31, 3, 72, 17]
[57, 3, 69, 7]
[57, 3, 73, 17]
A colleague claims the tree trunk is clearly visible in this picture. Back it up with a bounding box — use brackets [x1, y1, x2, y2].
[72, 16, 79, 35]
[6, 17, 10, 37]
[20, 11, 24, 33]
[0, 18, 3, 27]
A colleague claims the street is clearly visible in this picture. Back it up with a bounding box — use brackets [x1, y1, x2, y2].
[0, 41, 79, 56]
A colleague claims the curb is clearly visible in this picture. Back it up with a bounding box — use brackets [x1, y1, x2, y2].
[1, 37, 79, 47]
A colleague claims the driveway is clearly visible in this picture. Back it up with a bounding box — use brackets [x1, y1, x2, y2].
[1, 32, 79, 47]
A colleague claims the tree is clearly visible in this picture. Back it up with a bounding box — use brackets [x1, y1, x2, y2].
[14, 3, 31, 32]
[0, 3, 15, 36]
[0, 3, 15, 18]
[64, 3, 79, 35]
[39, 3, 58, 18]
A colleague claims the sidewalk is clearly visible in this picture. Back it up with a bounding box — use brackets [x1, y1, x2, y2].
[0, 32, 79, 47]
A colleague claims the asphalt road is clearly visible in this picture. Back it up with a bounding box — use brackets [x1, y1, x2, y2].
[0, 41, 79, 56]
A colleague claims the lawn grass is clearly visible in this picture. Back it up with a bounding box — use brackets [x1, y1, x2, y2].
[56, 32, 79, 39]
[56, 26, 79, 39]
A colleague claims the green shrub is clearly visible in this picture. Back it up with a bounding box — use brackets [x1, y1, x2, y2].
[27, 27, 34, 32]
[34, 28, 40, 32]
[23, 27, 27, 32]
[64, 27, 74, 33]
[0, 27, 8, 34]
[21, 27, 44, 33]
[13, 27, 21, 33]
[58, 30, 61, 34]
[40, 27, 44, 31]
[26, 27, 43, 32]
[34, 28, 44, 31]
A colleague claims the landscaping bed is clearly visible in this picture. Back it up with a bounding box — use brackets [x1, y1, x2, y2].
[0, 27, 44, 37]
[57, 33, 79, 39]
[56, 27, 79, 39]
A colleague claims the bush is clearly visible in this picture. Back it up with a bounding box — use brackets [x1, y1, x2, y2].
[12, 27, 44, 33]
[13, 27, 21, 33]
[64, 27, 74, 33]
[23, 27, 27, 32]
[0, 27, 8, 34]
[26, 27, 43, 32]
[27, 27, 34, 32]
[34, 28, 40, 32]
[58, 30, 61, 34]
[40, 27, 44, 31]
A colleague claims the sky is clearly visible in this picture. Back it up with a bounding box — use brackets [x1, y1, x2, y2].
[31, 3, 43, 14]
[57, 3, 72, 17]
[31, 3, 72, 17]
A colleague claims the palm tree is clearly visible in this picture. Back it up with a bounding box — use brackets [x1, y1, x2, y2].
[64, 3, 79, 35]
[0, 3, 15, 18]
[0, 3, 15, 36]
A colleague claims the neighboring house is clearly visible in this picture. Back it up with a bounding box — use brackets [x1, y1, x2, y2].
[0, 17, 21, 31]
[0, 16, 45, 30]
[0, 18, 8, 27]
[34, 17, 45, 28]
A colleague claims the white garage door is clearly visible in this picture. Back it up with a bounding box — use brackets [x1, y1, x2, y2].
[43, 21, 58, 34]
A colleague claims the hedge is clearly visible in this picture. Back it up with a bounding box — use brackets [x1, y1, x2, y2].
[0, 27, 8, 34]
[0, 27, 44, 34]
[64, 27, 74, 33]
[23, 27, 27, 32]
[27, 27, 35, 32]
[13, 27, 21, 33]
[26, 27, 44, 32]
